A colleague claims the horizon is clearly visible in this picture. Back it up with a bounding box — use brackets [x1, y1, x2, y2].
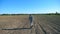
[0, 0, 60, 14]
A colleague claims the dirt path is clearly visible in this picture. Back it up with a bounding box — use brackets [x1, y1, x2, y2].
[0, 15, 60, 34]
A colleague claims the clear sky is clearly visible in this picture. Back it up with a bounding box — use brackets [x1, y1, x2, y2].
[0, 0, 60, 14]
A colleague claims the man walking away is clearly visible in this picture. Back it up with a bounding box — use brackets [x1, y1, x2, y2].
[29, 14, 33, 28]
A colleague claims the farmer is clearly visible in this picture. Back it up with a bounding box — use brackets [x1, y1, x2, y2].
[29, 14, 33, 28]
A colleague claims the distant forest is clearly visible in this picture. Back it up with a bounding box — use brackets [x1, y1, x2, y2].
[0, 12, 60, 16]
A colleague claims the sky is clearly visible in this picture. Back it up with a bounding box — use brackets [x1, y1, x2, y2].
[0, 0, 60, 14]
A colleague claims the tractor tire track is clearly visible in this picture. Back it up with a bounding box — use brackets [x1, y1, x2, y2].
[38, 23, 47, 34]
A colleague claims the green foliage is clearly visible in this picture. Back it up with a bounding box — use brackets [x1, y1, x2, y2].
[0, 14, 29, 16]
[0, 12, 60, 16]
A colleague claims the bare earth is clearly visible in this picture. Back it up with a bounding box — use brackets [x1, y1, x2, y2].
[0, 15, 60, 34]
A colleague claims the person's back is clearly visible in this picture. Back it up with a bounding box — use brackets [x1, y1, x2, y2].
[29, 15, 32, 23]
[29, 14, 33, 28]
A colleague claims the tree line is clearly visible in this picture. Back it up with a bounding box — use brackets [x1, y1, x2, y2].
[0, 12, 60, 16]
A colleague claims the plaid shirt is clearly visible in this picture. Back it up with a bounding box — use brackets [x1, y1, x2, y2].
[29, 16, 33, 23]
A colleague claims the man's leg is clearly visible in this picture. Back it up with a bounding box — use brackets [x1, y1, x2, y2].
[30, 22, 33, 28]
